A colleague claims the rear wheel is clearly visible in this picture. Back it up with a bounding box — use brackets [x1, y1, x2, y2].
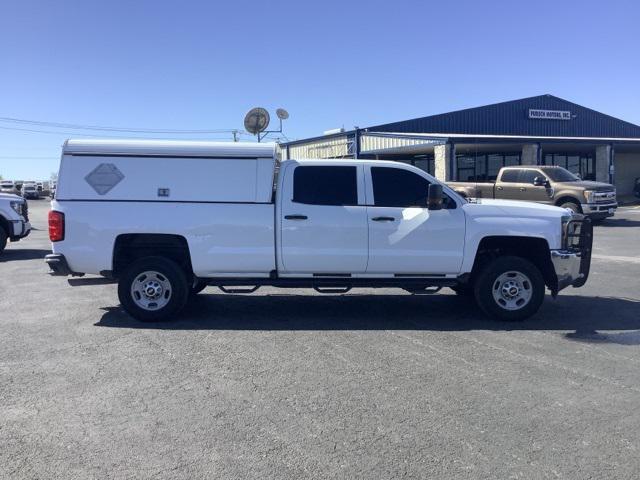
[474, 256, 545, 321]
[118, 256, 189, 322]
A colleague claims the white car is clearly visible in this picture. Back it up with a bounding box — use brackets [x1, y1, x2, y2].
[46, 139, 592, 322]
[1, 180, 19, 195]
[0, 193, 31, 253]
[21, 183, 40, 199]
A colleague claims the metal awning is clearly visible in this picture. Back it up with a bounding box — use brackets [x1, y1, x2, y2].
[359, 132, 448, 155]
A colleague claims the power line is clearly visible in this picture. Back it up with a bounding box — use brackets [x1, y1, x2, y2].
[0, 156, 56, 159]
[0, 116, 244, 134]
[0, 125, 239, 140]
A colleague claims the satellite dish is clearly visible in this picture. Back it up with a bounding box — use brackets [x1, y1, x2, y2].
[244, 107, 270, 135]
[276, 108, 289, 120]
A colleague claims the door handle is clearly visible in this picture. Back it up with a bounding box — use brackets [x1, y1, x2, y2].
[519, 187, 526, 192]
[497, 186, 503, 190]
[371, 216, 395, 222]
[284, 214, 308, 220]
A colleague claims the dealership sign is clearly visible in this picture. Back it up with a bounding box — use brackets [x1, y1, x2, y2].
[528, 109, 572, 120]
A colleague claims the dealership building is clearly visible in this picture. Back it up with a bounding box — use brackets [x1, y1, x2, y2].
[281, 95, 640, 197]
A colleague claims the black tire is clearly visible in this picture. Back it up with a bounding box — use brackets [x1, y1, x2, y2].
[0, 227, 7, 254]
[559, 201, 582, 214]
[473, 256, 545, 321]
[117, 256, 189, 322]
[189, 279, 208, 298]
[450, 284, 473, 296]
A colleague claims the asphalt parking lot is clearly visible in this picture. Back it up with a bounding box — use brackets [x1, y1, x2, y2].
[1, 200, 640, 479]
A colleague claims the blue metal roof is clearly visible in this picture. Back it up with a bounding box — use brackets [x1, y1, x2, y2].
[367, 95, 640, 139]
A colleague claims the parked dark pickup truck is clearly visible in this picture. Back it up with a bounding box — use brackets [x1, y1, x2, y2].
[448, 166, 617, 219]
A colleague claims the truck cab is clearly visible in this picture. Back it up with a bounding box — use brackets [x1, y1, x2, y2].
[46, 140, 593, 323]
[0, 193, 31, 254]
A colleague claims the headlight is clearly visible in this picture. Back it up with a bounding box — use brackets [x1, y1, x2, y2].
[561, 215, 583, 250]
[583, 190, 595, 203]
[10, 200, 24, 216]
[561, 214, 571, 244]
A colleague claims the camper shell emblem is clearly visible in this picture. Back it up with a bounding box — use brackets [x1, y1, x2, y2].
[85, 163, 124, 195]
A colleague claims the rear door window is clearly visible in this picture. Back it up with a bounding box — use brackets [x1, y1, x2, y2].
[293, 166, 358, 206]
[500, 169, 520, 183]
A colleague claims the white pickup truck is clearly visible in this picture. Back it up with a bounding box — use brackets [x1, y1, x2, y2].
[0, 193, 31, 254]
[46, 139, 592, 322]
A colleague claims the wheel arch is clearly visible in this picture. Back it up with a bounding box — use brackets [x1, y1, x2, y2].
[469, 235, 557, 293]
[112, 233, 193, 278]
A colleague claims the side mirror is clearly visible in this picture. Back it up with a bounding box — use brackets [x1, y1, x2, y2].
[533, 176, 548, 187]
[427, 184, 443, 211]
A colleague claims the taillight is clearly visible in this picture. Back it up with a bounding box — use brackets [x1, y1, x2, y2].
[48, 210, 65, 242]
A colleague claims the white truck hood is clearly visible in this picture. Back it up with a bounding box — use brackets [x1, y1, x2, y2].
[470, 198, 568, 217]
[462, 198, 568, 250]
[0, 192, 23, 201]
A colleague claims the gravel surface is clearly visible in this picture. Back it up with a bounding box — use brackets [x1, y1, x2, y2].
[1, 201, 640, 479]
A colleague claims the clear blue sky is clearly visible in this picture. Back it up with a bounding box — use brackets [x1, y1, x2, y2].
[1, 0, 639, 179]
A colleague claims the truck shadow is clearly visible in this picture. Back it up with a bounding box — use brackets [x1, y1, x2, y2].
[95, 293, 640, 343]
[598, 218, 640, 228]
[0, 248, 50, 262]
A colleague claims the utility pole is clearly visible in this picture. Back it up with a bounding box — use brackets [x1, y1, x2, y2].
[232, 130, 238, 142]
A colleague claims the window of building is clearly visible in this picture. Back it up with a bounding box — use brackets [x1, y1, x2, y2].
[371, 167, 431, 207]
[543, 153, 595, 180]
[456, 153, 522, 182]
[456, 155, 476, 182]
[413, 157, 435, 176]
[386, 155, 435, 176]
[293, 166, 358, 206]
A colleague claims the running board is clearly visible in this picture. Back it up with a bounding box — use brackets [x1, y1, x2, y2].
[218, 286, 261, 294]
[68, 277, 117, 286]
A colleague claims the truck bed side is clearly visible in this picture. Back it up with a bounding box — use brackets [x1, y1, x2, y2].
[51, 200, 276, 277]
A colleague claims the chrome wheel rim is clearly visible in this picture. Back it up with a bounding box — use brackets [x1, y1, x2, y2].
[492, 271, 533, 311]
[131, 270, 172, 311]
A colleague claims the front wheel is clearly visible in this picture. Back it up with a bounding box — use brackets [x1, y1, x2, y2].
[474, 256, 545, 321]
[118, 256, 189, 322]
[559, 201, 582, 214]
[0, 228, 7, 254]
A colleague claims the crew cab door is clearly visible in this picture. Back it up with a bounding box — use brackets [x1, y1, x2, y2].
[365, 165, 465, 275]
[278, 163, 368, 274]
[496, 168, 552, 204]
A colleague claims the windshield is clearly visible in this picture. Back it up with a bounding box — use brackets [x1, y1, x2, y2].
[543, 167, 580, 182]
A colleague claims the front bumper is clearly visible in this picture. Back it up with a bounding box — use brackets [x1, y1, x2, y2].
[581, 201, 617, 218]
[551, 217, 593, 292]
[9, 219, 31, 241]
